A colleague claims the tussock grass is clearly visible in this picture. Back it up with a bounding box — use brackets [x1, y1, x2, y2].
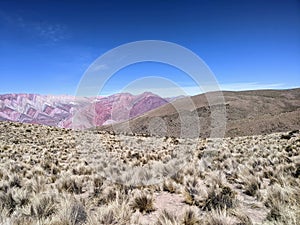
[0, 122, 299, 224]
[202, 185, 237, 211]
[155, 210, 179, 225]
[130, 192, 155, 214]
[182, 209, 200, 225]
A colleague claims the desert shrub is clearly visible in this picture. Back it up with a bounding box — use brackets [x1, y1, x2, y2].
[93, 176, 103, 195]
[51, 164, 60, 175]
[155, 210, 179, 225]
[41, 159, 53, 173]
[204, 209, 235, 225]
[263, 169, 274, 179]
[183, 186, 201, 206]
[182, 209, 200, 225]
[183, 177, 204, 206]
[58, 177, 83, 194]
[67, 201, 87, 225]
[97, 208, 115, 224]
[235, 166, 261, 197]
[171, 171, 184, 184]
[130, 192, 155, 213]
[0, 191, 17, 214]
[264, 203, 300, 225]
[202, 186, 236, 211]
[32, 166, 45, 176]
[265, 184, 298, 207]
[26, 193, 57, 221]
[243, 176, 261, 197]
[88, 198, 132, 225]
[26, 175, 46, 194]
[292, 166, 300, 178]
[163, 180, 177, 193]
[266, 204, 281, 221]
[9, 174, 22, 188]
[12, 188, 30, 208]
[72, 165, 92, 176]
[50, 197, 87, 225]
[3, 216, 36, 225]
[230, 209, 253, 225]
[0, 168, 5, 180]
[264, 183, 300, 223]
[0, 181, 9, 193]
[96, 186, 117, 205]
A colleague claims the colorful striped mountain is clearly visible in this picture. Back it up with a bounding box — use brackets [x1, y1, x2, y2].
[0, 92, 169, 129]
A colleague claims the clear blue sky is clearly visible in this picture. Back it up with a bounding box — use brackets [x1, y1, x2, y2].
[0, 0, 299, 96]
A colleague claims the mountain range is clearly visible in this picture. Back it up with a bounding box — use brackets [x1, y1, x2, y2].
[0, 92, 169, 129]
[1, 88, 299, 137]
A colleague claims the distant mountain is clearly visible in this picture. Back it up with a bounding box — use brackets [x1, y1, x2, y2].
[0, 92, 169, 129]
[98, 88, 300, 137]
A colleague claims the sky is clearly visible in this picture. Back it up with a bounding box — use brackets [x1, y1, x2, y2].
[0, 0, 299, 97]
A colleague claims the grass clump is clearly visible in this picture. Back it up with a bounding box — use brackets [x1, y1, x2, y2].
[155, 210, 179, 225]
[202, 186, 236, 211]
[130, 192, 155, 214]
[182, 209, 200, 225]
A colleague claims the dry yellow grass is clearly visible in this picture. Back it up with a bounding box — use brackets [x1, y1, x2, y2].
[0, 121, 299, 224]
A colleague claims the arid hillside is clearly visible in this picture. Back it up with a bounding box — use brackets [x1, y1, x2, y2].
[0, 121, 299, 224]
[98, 88, 300, 137]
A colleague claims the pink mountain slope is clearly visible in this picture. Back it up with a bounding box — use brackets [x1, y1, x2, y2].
[0, 92, 169, 129]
